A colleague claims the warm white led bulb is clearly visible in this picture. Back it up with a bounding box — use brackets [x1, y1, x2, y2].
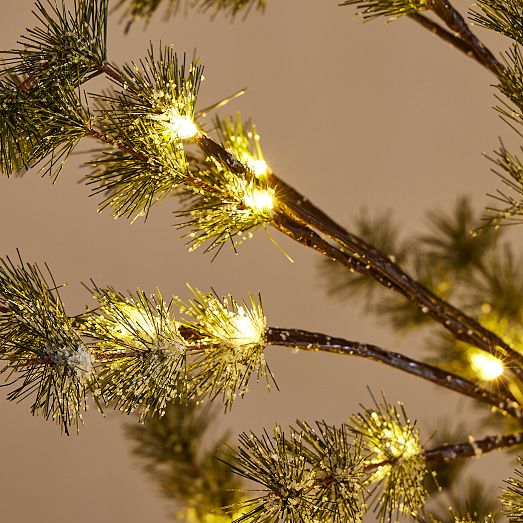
[244, 156, 269, 177]
[243, 188, 274, 214]
[230, 310, 262, 347]
[166, 114, 198, 140]
[470, 352, 504, 380]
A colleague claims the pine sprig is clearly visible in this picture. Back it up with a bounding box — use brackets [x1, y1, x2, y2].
[27, 81, 92, 178]
[177, 113, 275, 253]
[497, 45, 523, 117]
[177, 165, 276, 253]
[115, 0, 267, 30]
[340, 0, 428, 21]
[87, 46, 202, 219]
[0, 255, 95, 434]
[125, 401, 243, 521]
[469, 0, 523, 44]
[0, 75, 91, 177]
[420, 196, 499, 272]
[83, 286, 189, 421]
[501, 457, 523, 522]
[175, 287, 272, 409]
[227, 423, 367, 523]
[350, 394, 427, 523]
[0, 76, 39, 174]
[291, 421, 367, 523]
[197, 0, 267, 18]
[229, 427, 317, 522]
[485, 144, 523, 225]
[0, 0, 108, 84]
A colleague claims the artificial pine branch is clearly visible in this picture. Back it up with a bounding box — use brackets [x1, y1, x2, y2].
[2, 0, 523, 519]
[125, 401, 243, 521]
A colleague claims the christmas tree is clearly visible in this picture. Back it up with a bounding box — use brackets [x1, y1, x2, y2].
[0, 0, 522, 521]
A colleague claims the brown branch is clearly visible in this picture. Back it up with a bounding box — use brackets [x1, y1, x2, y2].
[408, 12, 485, 67]
[424, 430, 523, 461]
[266, 326, 523, 419]
[429, 0, 504, 76]
[362, 430, 523, 474]
[97, 63, 126, 86]
[269, 176, 523, 380]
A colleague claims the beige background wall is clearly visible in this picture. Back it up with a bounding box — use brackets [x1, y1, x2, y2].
[0, 1, 516, 521]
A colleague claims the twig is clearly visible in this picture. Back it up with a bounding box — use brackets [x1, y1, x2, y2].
[363, 430, 523, 473]
[424, 430, 523, 461]
[429, 0, 504, 76]
[408, 12, 485, 67]
[269, 176, 523, 379]
[266, 326, 523, 419]
[97, 63, 126, 85]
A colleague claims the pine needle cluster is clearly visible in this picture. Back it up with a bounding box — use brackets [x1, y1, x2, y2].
[501, 458, 523, 522]
[114, 0, 267, 29]
[228, 423, 367, 522]
[0, 0, 107, 176]
[0, 254, 272, 430]
[0, 255, 96, 434]
[351, 395, 427, 522]
[340, 0, 428, 21]
[126, 401, 243, 522]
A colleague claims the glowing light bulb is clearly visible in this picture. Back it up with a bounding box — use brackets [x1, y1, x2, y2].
[165, 114, 198, 140]
[230, 309, 262, 347]
[242, 154, 269, 177]
[243, 188, 274, 214]
[470, 352, 504, 380]
[249, 158, 269, 176]
[116, 304, 157, 339]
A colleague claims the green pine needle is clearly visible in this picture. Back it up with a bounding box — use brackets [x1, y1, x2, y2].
[0, 76, 39, 174]
[84, 286, 189, 421]
[228, 422, 367, 523]
[497, 45, 523, 116]
[115, 0, 267, 31]
[125, 401, 243, 520]
[0, 0, 108, 84]
[501, 457, 523, 522]
[175, 287, 273, 409]
[350, 393, 428, 523]
[0, 255, 95, 434]
[420, 196, 499, 272]
[485, 143, 523, 226]
[87, 46, 202, 219]
[341, 0, 428, 21]
[469, 0, 523, 44]
[0, 74, 90, 177]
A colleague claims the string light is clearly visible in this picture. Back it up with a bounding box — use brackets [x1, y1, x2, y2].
[243, 187, 274, 214]
[165, 114, 198, 140]
[230, 307, 263, 347]
[150, 107, 199, 140]
[243, 154, 269, 177]
[164, 113, 198, 140]
[470, 352, 504, 380]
